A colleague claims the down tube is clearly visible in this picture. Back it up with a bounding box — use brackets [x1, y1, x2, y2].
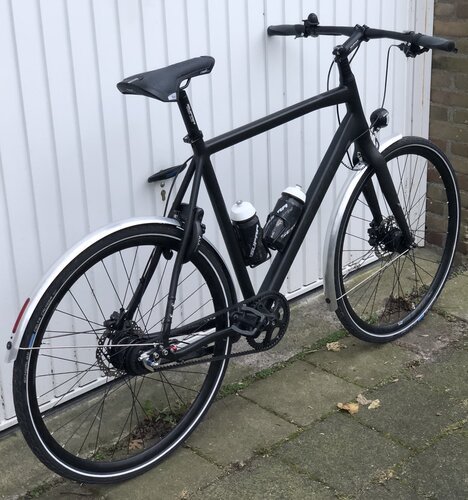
[259, 112, 360, 293]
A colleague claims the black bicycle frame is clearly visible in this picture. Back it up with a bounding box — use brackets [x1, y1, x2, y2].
[126, 54, 412, 340]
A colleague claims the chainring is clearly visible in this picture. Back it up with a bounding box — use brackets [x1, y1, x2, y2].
[245, 293, 289, 350]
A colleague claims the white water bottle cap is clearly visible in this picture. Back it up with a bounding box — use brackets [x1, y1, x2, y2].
[230, 200, 256, 222]
[282, 185, 306, 203]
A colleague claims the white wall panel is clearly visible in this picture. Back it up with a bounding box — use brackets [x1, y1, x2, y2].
[0, 0, 433, 428]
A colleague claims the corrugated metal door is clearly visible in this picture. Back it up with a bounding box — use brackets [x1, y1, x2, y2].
[0, 0, 433, 429]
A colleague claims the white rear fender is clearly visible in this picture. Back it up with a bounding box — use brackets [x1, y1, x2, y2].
[323, 135, 402, 311]
[6, 217, 180, 363]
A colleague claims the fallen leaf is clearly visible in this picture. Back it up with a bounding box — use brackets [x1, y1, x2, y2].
[415, 374, 424, 379]
[337, 402, 359, 414]
[128, 438, 144, 450]
[368, 399, 381, 410]
[357, 393, 372, 405]
[326, 341, 346, 352]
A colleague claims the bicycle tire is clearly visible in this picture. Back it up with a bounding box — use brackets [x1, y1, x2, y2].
[13, 224, 234, 483]
[333, 136, 460, 342]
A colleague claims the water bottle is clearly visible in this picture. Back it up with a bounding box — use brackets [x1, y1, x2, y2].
[230, 201, 269, 267]
[263, 185, 306, 251]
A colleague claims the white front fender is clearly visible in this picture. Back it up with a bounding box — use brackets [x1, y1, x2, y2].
[5, 216, 179, 363]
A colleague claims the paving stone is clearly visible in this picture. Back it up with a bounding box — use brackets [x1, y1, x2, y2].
[187, 395, 297, 466]
[240, 360, 361, 426]
[400, 433, 468, 498]
[356, 477, 420, 499]
[435, 273, 468, 322]
[225, 292, 342, 381]
[304, 336, 417, 387]
[192, 456, 336, 499]
[395, 311, 467, 359]
[35, 482, 103, 499]
[354, 379, 467, 448]
[0, 430, 56, 498]
[100, 447, 219, 500]
[276, 412, 408, 495]
[33, 448, 220, 500]
[412, 348, 468, 400]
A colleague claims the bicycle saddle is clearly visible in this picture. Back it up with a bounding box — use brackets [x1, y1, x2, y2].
[117, 56, 215, 102]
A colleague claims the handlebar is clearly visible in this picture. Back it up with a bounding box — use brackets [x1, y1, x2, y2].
[267, 13, 457, 56]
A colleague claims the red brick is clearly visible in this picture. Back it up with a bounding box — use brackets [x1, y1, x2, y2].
[458, 172, 468, 191]
[430, 120, 468, 142]
[430, 104, 448, 121]
[427, 166, 443, 183]
[452, 156, 468, 177]
[426, 231, 446, 247]
[457, 3, 468, 18]
[451, 142, 468, 158]
[431, 69, 453, 90]
[454, 73, 468, 91]
[427, 182, 447, 203]
[433, 20, 468, 37]
[431, 89, 468, 108]
[428, 137, 449, 153]
[427, 198, 448, 217]
[432, 56, 468, 73]
[453, 38, 468, 54]
[453, 109, 468, 125]
[435, 2, 456, 17]
[461, 189, 468, 209]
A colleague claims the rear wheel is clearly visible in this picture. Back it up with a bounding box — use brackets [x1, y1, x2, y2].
[334, 137, 460, 342]
[13, 224, 233, 483]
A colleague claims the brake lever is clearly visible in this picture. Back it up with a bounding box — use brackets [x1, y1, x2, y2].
[397, 42, 429, 58]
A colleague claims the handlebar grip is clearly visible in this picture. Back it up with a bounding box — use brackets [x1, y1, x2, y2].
[414, 33, 457, 52]
[267, 24, 305, 37]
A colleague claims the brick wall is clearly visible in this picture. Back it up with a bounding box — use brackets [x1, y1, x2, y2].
[429, 0, 468, 259]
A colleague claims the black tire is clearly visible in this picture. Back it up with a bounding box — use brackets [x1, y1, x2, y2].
[334, 137, 460, 342]
[13, 224, 234, 483]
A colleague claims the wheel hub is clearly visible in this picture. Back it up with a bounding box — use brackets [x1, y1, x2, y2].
[97, 316, 151, 376]
[367, 217, 410, 254]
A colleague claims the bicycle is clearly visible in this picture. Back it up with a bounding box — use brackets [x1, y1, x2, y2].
[7, 13, 460, 483]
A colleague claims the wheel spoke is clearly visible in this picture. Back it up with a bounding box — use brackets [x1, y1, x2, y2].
[17, 229, 230, 474]
[337, 143, 457, 335]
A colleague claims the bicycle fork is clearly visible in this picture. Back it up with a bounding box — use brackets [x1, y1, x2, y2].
[358, 134, 414, 247]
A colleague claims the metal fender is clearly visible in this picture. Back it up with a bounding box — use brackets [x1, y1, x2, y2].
[6, 216, 227, 364]
[323, 135, 402, 311]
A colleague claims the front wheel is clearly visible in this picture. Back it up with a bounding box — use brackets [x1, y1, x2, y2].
[334, 137, 460, 342]
[13, 224, 234, 483]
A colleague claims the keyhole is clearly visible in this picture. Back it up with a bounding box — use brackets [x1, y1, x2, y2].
[161, 189, 166, 202]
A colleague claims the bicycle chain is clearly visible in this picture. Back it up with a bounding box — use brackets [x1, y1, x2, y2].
[150, 291, 289, 373]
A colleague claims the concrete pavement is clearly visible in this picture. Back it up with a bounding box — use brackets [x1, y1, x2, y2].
[1, 271, 467, 499]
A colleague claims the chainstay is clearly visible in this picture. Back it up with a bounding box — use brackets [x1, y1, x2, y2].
[150, 341, 276, 373]
[151, 291, 288, 372]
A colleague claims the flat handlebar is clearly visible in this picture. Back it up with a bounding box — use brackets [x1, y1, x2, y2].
[267, 14, 457, 55]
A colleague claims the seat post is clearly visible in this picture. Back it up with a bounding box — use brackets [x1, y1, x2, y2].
[177, 90, 205, 153]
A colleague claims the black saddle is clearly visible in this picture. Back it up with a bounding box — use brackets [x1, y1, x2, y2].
[117, 56, 215, 103]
